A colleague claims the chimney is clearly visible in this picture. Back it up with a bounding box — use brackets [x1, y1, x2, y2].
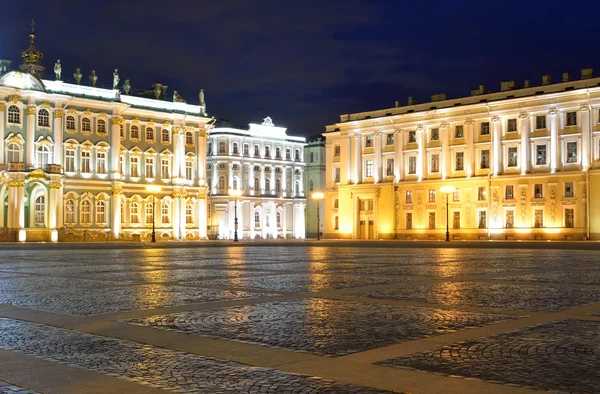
[581, 68, 594, 79]
[431, 93, 447, 102]
[407, 96, 416, 106]
[542, 74, 552, 85]
[562, 72, 570, 82]
[395, 100, 399, 108]
[500, 80, 516, 91]
[524, 79, 530, 88]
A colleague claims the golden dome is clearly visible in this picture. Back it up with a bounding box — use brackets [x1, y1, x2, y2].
[21, 20, 43, 65]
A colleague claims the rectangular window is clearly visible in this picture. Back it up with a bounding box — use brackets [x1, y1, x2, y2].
[478, 186, 486, 201]
[365, 135, 373, 148]
[478, 211, 487, 229]
[334, 199, 339, 209]
[481, 149, 490, 169]
[386, 158, 394, 176]
[534, 184, 543, 198]
[480, 122, 490, 135]
[455, 152, 464, 171]
[386, 134, 394, 145]
[406, 213, 412, 230]
[365, 160, 373, 177]
[334, 168, 340, 182]
[453, 211, 460, 229]
[161, 204, 170, 224]
[566, 141, 578, 163]
[96, 152, 107, 174]
[565, 182, 574, 197]
[506, 210, 514, 229]
[334, 216, 339, 230]
[145, 157, 154, 178]
[453, 189, 460, 202]
[534, 209, 544, 228]
[566, 111, 577, 127]
[81, 151, 91, 173]
[505, 185, 514, 200]
[535, 115, 546, 129]
[431, 128, 439, 141]
[359, 199, 374, 211]
[536, 144, 547, 165]
[408, 131, 416, 143]
[310, 152, 314, 162]
[507, 147, 518, 167]
[431, 154, 440, 173]
[145, 205, 153, 225]
[186, 161, 193, 180]
[455, 125, 464, 138]
[565, 208, 574, 228]
[65, 149, 75, 172]
[243, 144, 249, 156]
[428, 212, 436, 229]
[161, 158, 170, 179]
[334, 146, 340, 156]
[429, 189, 436, 203]
[130, 156, 139, 177]
[408, 156, 416, 174]
[507, 118, 517, 132]
[406, 191, 413, 204]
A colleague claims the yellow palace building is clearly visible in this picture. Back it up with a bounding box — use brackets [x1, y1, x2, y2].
[323, 70, 600, 240]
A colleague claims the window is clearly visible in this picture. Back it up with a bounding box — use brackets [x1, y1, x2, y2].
[82, 118, 91, 132]
[97, 119, 106, 134]
[408, 131, 416, 143]
[334, 199, 339, 209]
[365, 135, 373, 148]
[334, 216, 339, 230]
[81, 200, 91, 223]
[536, 145, 547, 165]
[254, 145, 260, 156]
[408, 156, 416, 174]
[254, 177, 260, 191]
[566, 111, 577, 127]
[81, 150, 91, 173]
[505, 210, 514, 229]
[428, 212, 436, 229]
[334, 146, 341, 156]
[386, 134, 394, 145]
[96, 200, 106, 223]
[453, 189, 460, 202]
[276, 147, 281, 159]
[145, 157, 154, 178]
[65, 149, 75, 172]
[295, 149, 300, 160]
[130, 156, 139, 177]
[161, 129, 170, 143]
[120, 154, 126, 175]
[365, 160, 373, 177]
[34, 195, 45, 227]
[507, 147, 518, 167]
[455, 125, 464, 138]
[566, 141, 578, 163]
[231, 142, 238, 155]
[286, 148, 291, 159]
[254, 211, 260, 227]
[130, 202, 140, 224]
[146, 127, 154, 141]
[38, 109, 50, 127]
[96, 151, 107, 174]
[534, 184, 543, 198]
[505, 185, 514, 200]
[186, 160, 193, 181]
[453, 211, 460, 229]
[265, 178, 271, 193]
[507, 119, 517, 132]
[120, 125, 124, 139]
[359, 199, 374, 211]
[161, 202, 170, 224]
[276, 211, 282, 228]
[481, 149, 490, 169]
[431, 154, 440, 173]
[66, 116, 75, 130]
[161, 158, 170, 179]
[145, 204, 153, 225]
[480, 122, 490, 135]
[186, 204, 194, 224]
[218, 176, 225, 191]
[265, 146, 271, 157]
[478, 187, 486, 201]
[406, 191, 413, 204]
[429, 189, 436, 203]
[186, 132, 193, 145]
[534, 209, 544, 228]
[535, 115, 546, 129]
[36, 145, 50, 168]
[431, 128, 439, 141]
[130, 125, 139, 140]
[310, 152, 314, 162]
[7, 105, 20, 124]
[243, 144, 249, 156]
[455, 152, 464, 171]
[386, 158, 394, 176]
[334, 168, 340, 182]
[406, 213, 413, 230]
[65, 200, 75, 223]
[478, 211, 487, 229]
[120, 203, 125, 224]
[565, 208, 574, 228]
[565, 182, 574, 197]
[276, 179, 282, 193]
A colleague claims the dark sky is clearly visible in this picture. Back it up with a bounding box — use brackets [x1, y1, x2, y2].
[3, 1, 600, 138]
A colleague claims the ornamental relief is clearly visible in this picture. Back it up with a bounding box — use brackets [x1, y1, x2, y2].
[520, 188, 527, 224]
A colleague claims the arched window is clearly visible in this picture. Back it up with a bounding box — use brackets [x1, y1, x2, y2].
[7, 105, 20, 124]
[6, 142, 22, 163]
[265, 146, 270, 158]
[254, 211, 260, 226]
[146, 127, 154, 141]
[161, 202, 170, 224]
[130, 125, 139, 139]
[96, 200, 106, 223]
[232, 142, 238, 154]
[38, 109, 50, 127]
[276, 211, 281, 228]
[97, 119, 106, 134]
[218, 141, 226, 154]
[36, 144, 51, 168]
[82, 118, 91, 132]
[130, 202, 140, 223]
[254, 145, 260, 156]
[161, 129, 170, 143]
[186, 203, 193, 224]
[96, 151, 107, 174]
[185, 131, 193, 145]
[276, 147, 281, 158]
[34, 195, 45, 227]
[66, 116, 75, 130]
[254, 177, 260, 191]
[145, 203, 153, 224]
[276, 179, 281, 193]
[80, 200, 91, 223]
[64, 199, 75, 223]
[265, 178, 270, 193]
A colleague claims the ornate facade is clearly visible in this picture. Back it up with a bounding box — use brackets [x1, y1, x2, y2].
[206, 118, 306, 239]
[324, 70, 600, 240]
[304, 137, 325, 238]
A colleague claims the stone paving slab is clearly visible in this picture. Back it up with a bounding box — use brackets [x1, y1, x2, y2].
[378, 319, 600, 394]
[0, 380, 38, 394]
[359, 281, 600, 312]
[123, 298, 516, 356]
[0, 285, 274, 316]
[0, 317, 392, 393]
[496, 271, 600, 285]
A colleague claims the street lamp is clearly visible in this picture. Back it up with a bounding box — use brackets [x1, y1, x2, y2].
[228, 189, 243, 242]
[311, 192, 324, 240]
[440, 186, 455, 242]
[146, 185, 161, 243]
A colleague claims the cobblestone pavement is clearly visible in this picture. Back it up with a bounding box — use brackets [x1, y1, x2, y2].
[0, 277, 128, 294]
[0, 285, 273, 316]
[124, 298, 515, 356]
[378, 319, 600, 393]
[496, 271, 600, 285]
[360, 281, 600, 312]
[73, 268, 274, 283]
[0, 380, 38, 394]
[0, 317, 391, 393]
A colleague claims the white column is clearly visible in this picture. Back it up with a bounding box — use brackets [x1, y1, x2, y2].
[26, 106, 36, 168]
[417, 126, 425, 182]
[178, 131, 186, 179]
[260, 165, 265, 194]
[56, 183, 64, 229]
[228, 162, 234, 189]
[298, 168, 304, 196]
[281, 203, 287, 238]
[394, 130, 403, 181]
[249, 164, 255, 195]
[249, 201, 255, 239]
[465, 120, 474, 177]
[198, 198, 207, 238]
[441, 123, 449, 179]
[270, 166, 276, 195]
[0, 104, 6, 165]
[281, 165, 287, 197]
[171, 195, 180, 239]
[373, 132, 382, 183]
[345, 135, 352, 183]
[197, 129, 206, 183]
[110, 188, 121, 238]
[581, 106, 590, 170]
[53, 109, 64, 166]
[354, 135, 362, 184]
[261, 202, 267, 238]
[519, 112, 530, 175]
[172, 127, 181, 179]
[179, 196, 186, 239]
[110, 117, 121, 178]
[549, 109, 559, 173]
[15, 183, 25, 229]
[211, 163, 218, 195]
[48, 183, 59, 229]
[492, 116, 502, 176]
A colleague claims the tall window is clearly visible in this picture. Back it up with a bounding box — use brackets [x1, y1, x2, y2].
[566, 111, 577, 127]
[161, 129, 170, 143]
[334, 146, 341, 157]
[81, 200, 91, 223]
[254, 211, 260, 227]
[145, 157, 154, 178]
[453, 189, 460, 202]
[130, 156, 139, 177]
[536, 145, 547, 165]
[455, 125, 464, 138]
[505, 185, 514, 200]
[96, 151, 107, 174]
[97, 119, 106, 134]
[406, 213, 412, 230]
[161, 158, 170, 179]
[535, 115, 546, 129]
[428, 212, 436, 229]
[334, 216, 339, 230]
[130, 202, 140, 224]
[7, 105, 20, 124]
[429, 189, 436, 203]
[505, 210, 514, 229]
[453, 211, 460, 229]
[146, 127, 154, 141]
[565, 182, 574, 197]
[406, 191, 413, 203]
[130, 125, 139, 140]
[534, 184, 543, 198]
[145, 204, 153, 225]
[386, 134, 394, 145]
[65, 199, 75, 223]
[286, 148, 291, 159]
[186, 160, 193, 180]
[66, 116, 75, 130]
[254, 177, 260, 191]
[507, 147, 518, 167]
[365, 160, 373, 177]
[243, 144, 249, 156]
[265, 146, 271, 158]
[36, 145, 51, 168]
[386, 158, 394, 176]
[254, 145, 260, 156]
[276, 147, 281, 158]
[507, 119, 517, 132]
[334, 168, 340, 183]
[38, 109, 50, 127]
[478, 187, 486, 201]
[431, 154, 440, 173]
[455, 152, 464, 171]
[534, 209, 544, 228]
[120, 125, 124, 139]
[276, 211, 282, 227]
[480, 122, 490, 135]
[96, 200, 106, 223]
[566, 141, 578, 163]
[481, 149, 490, 169]
[365, 135, 373, 147]
[6, 142, 22, 163]
[161, 202, 170, 224]
[276, 179, 281, 193]
[219, 141, 226, 154]
[310, 152, 314, 162]
[408, 156, 416, 174]
[34, 195, 45, 227]
[218, 176, 225, 191]
[65, 149, 75, 172]
[186, 204, 193, 224]
[186, 132, 193, 145]
[565, 208, 574, 228]
[408, 131, 416, 143]
[81, 150, 91, 173]
[82, 118, 91, 132]
[295, 149, 300, 160]
[334, 199, 339, 208]
[431, 128, 439, 141]
[265, 178, 271, 193]
[478, 211, 487, 229]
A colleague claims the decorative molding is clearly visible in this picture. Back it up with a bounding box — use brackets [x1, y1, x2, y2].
[26, 106, 36, 115]
[84, 108, 92, 115]
[518, 112, 529, 119]
[7, 95, 22, 104]
[0, 103, 5, 112]
[163, 121, 171, 127]
[440, 121, 449, 129]
[7, 181, 25, 188]
[580, 105, 590, 112]
[98, 112, 108, 118]
[66, 108, 77, 114]
[464, 119, 474, 125]
[53, 109, 64, 117]
[548, 108, 558, 116]
[490, 115, 500, 122]
[111, 116, 123, 125]
[49, 182, 62, 189]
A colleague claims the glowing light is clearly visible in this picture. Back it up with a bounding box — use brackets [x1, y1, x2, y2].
[44, 80, 116, 100]
[146, 185, 161, 193]
[0, 71, 45, 91]
[440, 186, 455, 194]
[228, 189, 243, 198]
[311, 192, 324, 200]
[51, 230, 58, 242]
[18, 230, 26, 242]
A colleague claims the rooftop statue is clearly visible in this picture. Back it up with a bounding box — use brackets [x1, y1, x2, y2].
[89, 70, 98, 87]
[73, 67, 82, 84]
[113, 69, 119, 89]
[123, 79, 131, 95]
[173, 90, 186, 103]
[54, 59, 61, 80]
[199, 89, 205, 106]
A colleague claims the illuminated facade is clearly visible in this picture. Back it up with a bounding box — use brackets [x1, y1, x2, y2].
[324, 70, 600, 240]
[0, 25, 211, 242]
[304, 137, 325, 238]
[206, 118, 306, 239]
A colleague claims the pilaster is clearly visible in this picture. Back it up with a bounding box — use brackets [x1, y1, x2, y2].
[519, 112, 530, 175]
[26, 105, 36, 168]
[549, 108, 559, 173]
[581, 105, 590, 170]
[53, 109, 64, 166]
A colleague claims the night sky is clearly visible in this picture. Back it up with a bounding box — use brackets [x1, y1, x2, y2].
[3, 1, 600, 138]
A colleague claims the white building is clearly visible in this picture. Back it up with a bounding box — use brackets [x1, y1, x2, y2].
[304, 137, 325, 238]
[206, 117, 306, 239]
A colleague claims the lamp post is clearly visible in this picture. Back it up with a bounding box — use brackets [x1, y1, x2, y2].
[440, 186, 455, 242]
[311, 192, 324, 240]
[147, 185, 161, 243]
[228, 189, 243, 242]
